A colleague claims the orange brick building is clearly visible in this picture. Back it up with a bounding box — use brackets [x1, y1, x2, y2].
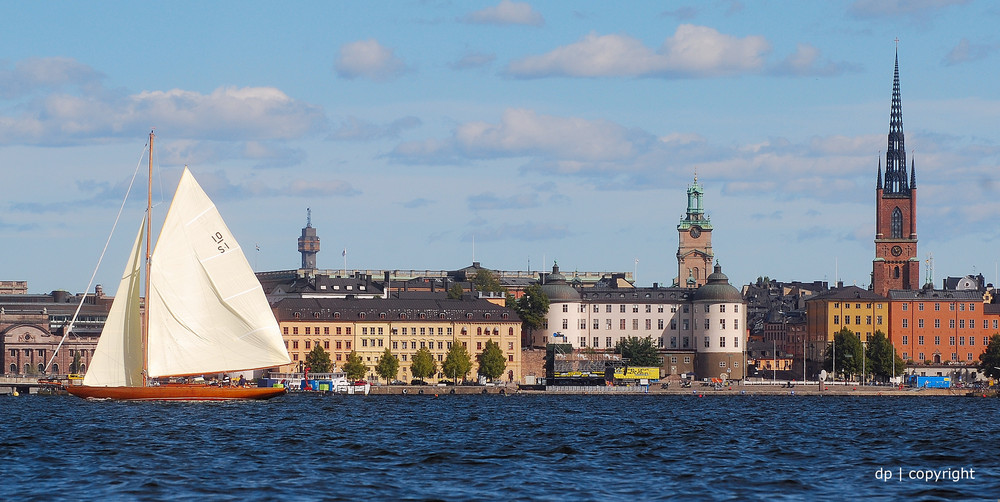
[888, 290, 1000, 364]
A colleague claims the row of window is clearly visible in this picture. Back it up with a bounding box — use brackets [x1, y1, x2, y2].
[833, 315, 883, 325]
[901, 319, 998, 330]
[292, 311, 509, 320]
[288, 340, 517, 364]
[577, 317, 740, 331]
[283, 325, 514, 337]
[561, 303, 740, 314]
[833, 302, 883, 309]
[9, 349, 50, 357]
[903, 352, 976, 362]
[902, 335, 989, 346]
[9, 363, 63, 373]
[901, 302, 976, 312]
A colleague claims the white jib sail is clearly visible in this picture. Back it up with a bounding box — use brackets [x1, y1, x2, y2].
[146, 168, 290, 377]
[83, 218, 145, 387]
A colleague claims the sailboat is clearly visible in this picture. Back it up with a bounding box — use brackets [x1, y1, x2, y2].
[66, 132, 290, 401]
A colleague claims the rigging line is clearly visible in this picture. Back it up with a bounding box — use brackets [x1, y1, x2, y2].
[45, 141, 149, 373]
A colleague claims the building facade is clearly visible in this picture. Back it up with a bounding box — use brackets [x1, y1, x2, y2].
[540, 263, 746, 380]
[889, 289, 999, 365]
[271, 296, 522, 384]
[873, 51, 919, 296]
[1, 287, 111, 375]
[805, 286, 890, 374]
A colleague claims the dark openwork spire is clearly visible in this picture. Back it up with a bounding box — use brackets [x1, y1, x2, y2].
[877, 157, 882, 189]
[910, 158, 916, 188]
[884, 49, 908, 195]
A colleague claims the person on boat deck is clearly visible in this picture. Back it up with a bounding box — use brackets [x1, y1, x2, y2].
[238, 375, 246, 387]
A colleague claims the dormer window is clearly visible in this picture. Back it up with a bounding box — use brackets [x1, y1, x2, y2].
[380, 313, 386, 319]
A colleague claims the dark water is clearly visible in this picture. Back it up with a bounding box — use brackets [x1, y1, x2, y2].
[2, 393, 998, 500]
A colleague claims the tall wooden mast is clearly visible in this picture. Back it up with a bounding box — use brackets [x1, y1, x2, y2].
[143, 130, 153, 386]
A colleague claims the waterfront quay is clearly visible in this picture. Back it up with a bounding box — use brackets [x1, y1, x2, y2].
[367, 382, 976, 397]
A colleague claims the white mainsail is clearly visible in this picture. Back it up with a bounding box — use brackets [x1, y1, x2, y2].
[83, 219, 145, 387]
[146, 168, 290, 377]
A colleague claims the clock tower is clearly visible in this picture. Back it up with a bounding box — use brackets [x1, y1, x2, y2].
[873, 50, 918, 296]
[677, 176, 714, 288]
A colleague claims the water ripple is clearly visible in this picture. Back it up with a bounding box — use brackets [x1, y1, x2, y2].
[2, 394, 999, 500]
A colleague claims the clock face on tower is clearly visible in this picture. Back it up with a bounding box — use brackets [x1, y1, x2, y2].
[690, 227, 701, 238]
[891, 245, 902, 257]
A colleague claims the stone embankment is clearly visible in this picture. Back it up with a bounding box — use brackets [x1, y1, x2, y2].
[368, 382, 993, 397]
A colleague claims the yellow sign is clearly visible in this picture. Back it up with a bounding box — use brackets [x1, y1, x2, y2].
[614, 367, 659, 380]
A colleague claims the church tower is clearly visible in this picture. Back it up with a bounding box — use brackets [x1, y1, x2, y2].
[676, 175, 714, 288]
[298, 208, 320, 270]
[873, 50, 918, 296]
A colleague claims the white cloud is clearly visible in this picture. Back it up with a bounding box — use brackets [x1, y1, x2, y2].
[335, 39, 409, 81]
[0, 84, 326, 146]
[943, 38, 998, 66]
[505, 25, 770, 78]
[391, 108, 645, 165]
[0, 57, 104, 99]
[455, 109, 641, 160]
[462, 1, 544, 26]
[770, 43, 857, 76]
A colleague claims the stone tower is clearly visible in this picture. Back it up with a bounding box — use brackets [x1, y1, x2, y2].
[676, 175, 714, 288]
[298, 208, 320, 270]
[873, 50, 918, 296]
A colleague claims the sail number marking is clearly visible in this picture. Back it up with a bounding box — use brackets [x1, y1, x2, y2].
[212, 231, 230, 253]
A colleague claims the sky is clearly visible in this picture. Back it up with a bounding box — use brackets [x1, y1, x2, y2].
[2, 0, 999, 295]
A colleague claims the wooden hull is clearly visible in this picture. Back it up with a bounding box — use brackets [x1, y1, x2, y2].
[65, 384, 286, 401]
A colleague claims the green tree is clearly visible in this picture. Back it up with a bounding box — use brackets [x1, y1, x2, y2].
[305, 345, 332, 373]
[825, 328, 865, 380]
[375, 348, 400, 384]
[472, 268, 505, 294]
[865, 330, 904, 381]
[69, 351, 82, 374]
[477, 339, 507, 381]
[342, 350, 367, 381]
[614, 336, 661, 367]
[507, 284, 549, 345]
[443, 342, 473, 384]
[979, 334, 1000, 379]
[411, 347, 437, 381]
[447, 283, 464, 299]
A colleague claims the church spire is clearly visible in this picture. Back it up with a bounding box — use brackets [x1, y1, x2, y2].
[910, 158, 916, 188]
[884, 48, 908, 194]
[877, 157, 882, 189]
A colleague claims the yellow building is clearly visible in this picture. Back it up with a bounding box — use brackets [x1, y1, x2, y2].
[272, 296, 522, 383]
[805, 286, 890, 354]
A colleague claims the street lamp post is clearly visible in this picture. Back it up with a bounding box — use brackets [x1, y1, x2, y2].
[772, 338, 776, 385]
[861, 340, 866, 386]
